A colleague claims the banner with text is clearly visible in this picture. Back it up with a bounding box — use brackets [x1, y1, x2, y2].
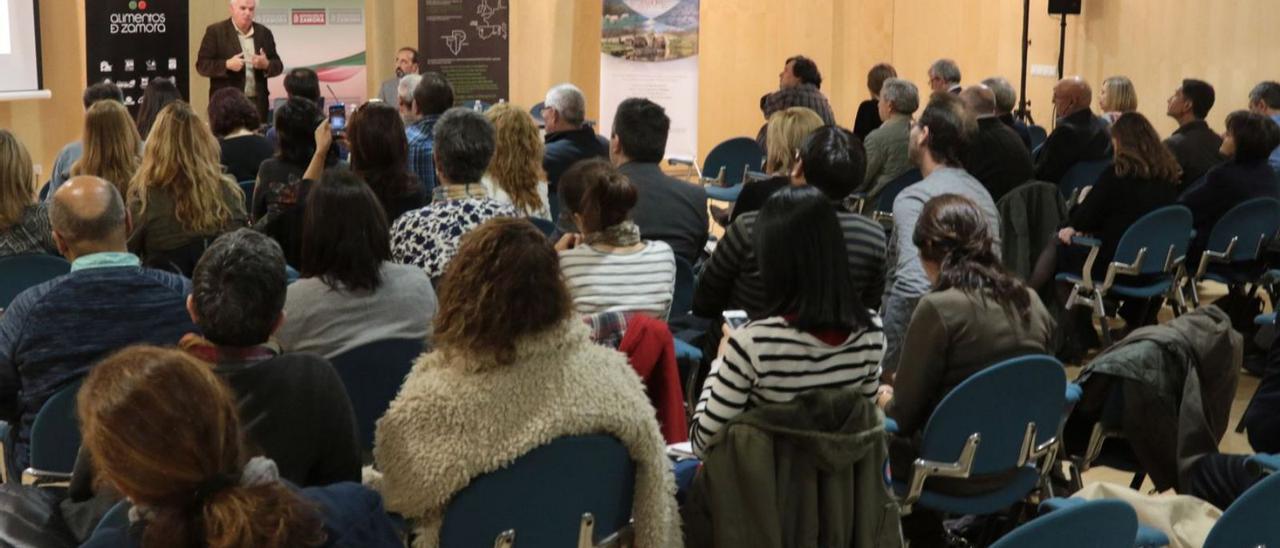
[420, 0, 509, 106]
[599, 0, 699, 161]
[85, 0, 189, 116]
[256, 0, 366, 111]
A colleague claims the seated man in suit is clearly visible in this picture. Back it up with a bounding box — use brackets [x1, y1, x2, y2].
[543, 83, 609, 217]
[983, 76, 1033, 151]
[0, 177, 195, 477]
[1165, 78, 1224, 189]
[960, 85, 1035, 203]
[610, 98, 708, 265]
[1034, 77, 1113, 184]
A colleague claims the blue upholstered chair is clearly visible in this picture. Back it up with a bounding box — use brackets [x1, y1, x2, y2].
[529, 217, 557, 238]
[1203, 470, 1280, 548]
[669, 137, 764, 203]
[1186, 197, 1280, 306]
[993, 499, 1141, 548]
[1058, 159, 1111, 203]
[330, 338, 424, 452]
[439, 435, 635, 548]
[0, 254, 70, 310]
[21, 379, 83, 486]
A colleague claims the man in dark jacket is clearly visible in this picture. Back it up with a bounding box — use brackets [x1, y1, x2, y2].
[984, 76, 1034, 151]
[542, 83, 608, 211]
[610, 98, 708, 265]
[195, 0, 284, 121]
[1165, 79, 1225, 189]
[1035, 77, 1113, 183]
[960, 85, 1035, 202]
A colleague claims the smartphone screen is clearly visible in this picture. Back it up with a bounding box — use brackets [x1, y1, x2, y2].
[723, 310, 749, 329]
[328, 104, 347, 133]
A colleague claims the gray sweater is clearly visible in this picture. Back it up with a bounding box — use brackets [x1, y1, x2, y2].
[277, 261, 437, 358]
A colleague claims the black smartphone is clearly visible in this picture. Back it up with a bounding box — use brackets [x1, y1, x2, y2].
[328, 104, 347, 135]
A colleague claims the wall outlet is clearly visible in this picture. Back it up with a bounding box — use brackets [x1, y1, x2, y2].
[1031, 64, 1058, 77]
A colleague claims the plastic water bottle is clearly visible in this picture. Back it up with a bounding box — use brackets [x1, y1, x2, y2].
[473, 100, 482, 111]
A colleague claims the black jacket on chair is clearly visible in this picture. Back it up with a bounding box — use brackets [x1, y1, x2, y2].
[195, 19, 284, 120]
[1034, 108, 1113, 184]
[964, 117, 1036, 203]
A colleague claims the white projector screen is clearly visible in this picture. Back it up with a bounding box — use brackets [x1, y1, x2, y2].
[0, 0, 42, 94]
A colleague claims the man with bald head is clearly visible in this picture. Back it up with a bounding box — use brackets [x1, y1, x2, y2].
[0, 177, 195, 476]
[960, 85, 1035, 202]
[1035, 77, 1113, 183]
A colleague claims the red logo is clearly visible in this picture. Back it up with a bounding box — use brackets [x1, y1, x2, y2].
[291, 9, 326, 25]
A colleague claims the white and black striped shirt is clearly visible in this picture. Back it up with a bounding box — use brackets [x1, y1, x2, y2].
[560, 240, 677, 319]
[691, 315, 884, 455]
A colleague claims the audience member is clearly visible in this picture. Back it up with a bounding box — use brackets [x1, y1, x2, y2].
[126, 102, 247, 272]
[391, 107, 517, 281]
[0, 177, 195, 476]
[928, 58, 962, 94]
[70, 100, 141, 197]
[208, 87, 273, 183]
[0, 130, 56, 257]
[278, 169, 437, 358]
[347, 101, 427, 222]
[859, 77, 919, 208]
[1165, 78, 1224, 188]
[695, 126, 885, 319]
[853, 63, 897, 141]
[406, 72, 454, 196]
[879, 193, 1053, 546]
[45, 82, 124, 200]
[732, 106, 824, 222]
[371, 218, 680, 547]
[78, 345, 401, 548]
[378, 46, 419, 105]
[556, 159, 676, 318]
[691, 186, 883, 455]
[1182, 111, 1280, 261]
[1247, 81, 1280, 175]
[881, 92, 1000, 374]
[133, 77, 182, 140]
[283, 66, 322, 106]
[1034, 77, 1113, 183]
[253, 97, 336, 264]
[483, 103, 552, 220]
[759, 55, 837, 148]
[396, 73, 423, 123]
[542, 83, 610, 201]
[182, 228, 361, 485]
[1098, 75, 1138, 123]
[610, 97, 708, 264]
[960, 84, 1035, 202]
[983, 76, 1033, 150]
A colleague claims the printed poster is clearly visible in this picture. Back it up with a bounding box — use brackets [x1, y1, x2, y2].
[85, 0, 190, 116]
[256, 0, 366, 111]
[420, 0, 510, 106]
[599, 0, 699, 160]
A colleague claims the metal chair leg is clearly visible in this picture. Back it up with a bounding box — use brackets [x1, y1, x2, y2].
[1094, 293, 1112, 347]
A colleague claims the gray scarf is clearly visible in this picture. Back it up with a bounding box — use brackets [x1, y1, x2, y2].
[584, 220, 642, 247]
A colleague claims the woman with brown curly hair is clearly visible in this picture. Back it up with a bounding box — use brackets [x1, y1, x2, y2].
[208, 87, 272, 184]
[482, 103, 551, 220]
[79, 345, 402, 548]
[371, 217, 681, 548]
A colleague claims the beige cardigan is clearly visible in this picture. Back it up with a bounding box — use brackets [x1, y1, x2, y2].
[368, 320, 682, 548]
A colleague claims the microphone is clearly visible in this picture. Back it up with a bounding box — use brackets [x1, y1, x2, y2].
[326, 85, 341, 106]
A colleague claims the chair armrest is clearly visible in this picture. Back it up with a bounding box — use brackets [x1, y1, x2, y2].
[22, 468, 72, 488]
[1247, 453, 1280, 474]
[884, 417, 899, 435]
[1065, 383, 1083, 407]
[666, 156, 696, 167]
[1070, 235, 1102, 248]
[1257, 313, 1277, 326]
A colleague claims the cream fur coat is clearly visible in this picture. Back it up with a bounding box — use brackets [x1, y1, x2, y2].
[368, 320, 683, 548]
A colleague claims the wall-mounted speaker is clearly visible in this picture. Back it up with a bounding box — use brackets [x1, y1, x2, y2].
[1048, 0, 1082, 15]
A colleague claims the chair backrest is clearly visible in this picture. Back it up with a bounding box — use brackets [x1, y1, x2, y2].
[920, 355, 1066, 476]
[670, 256, 695, 318]
[93, 500, 132, 537]
[1057, 159, 1111, 200]
[1204, 470, 1280, 548]
[529, 217, 557, 238]
[0, 254, 70, 309]
[238, 180, 255, 214]
[1028, 125, 1048, 152]
[1204, 197, 1280, 263]
[875, 168, 924, 213]
[991, 499, 1137, 548]
[1111, 205, 1194, 276]
[440, 435, 636, 548]
[329, 338, 424, 451]
[702, 137, 764, 187]
[29, 379, 83, 475]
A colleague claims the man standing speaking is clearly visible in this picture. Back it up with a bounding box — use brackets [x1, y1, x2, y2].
[196, 0, 283, 122]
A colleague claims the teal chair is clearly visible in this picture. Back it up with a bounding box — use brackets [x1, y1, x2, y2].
[993, 499, 1139, 548]
[93, 500, 132, 537]
[1203, 470, 1280, 548]
[669, 137, 764, 203]
[21, 379, 83, 486]
[439, 435, 635, 547]
[0, 254, 70, 309]
[330, 338, 424, 452]
[1038, 497, 1168, 547]
[1186, 197, 1280, 307]
[1058, 159, 1111, 202]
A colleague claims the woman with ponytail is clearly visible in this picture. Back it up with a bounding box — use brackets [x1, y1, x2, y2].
[556, 158, 677, 319]
[80, 345, 401, 548]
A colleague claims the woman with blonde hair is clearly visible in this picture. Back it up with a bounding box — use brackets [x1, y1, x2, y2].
[127, 101, 246, 274]
[1099, 75, 1138, 123]
[0, 130, 55, 257]
[482, 102, 551, 220]
[71, 99, 142, 196]
[730, 106, 825, 222]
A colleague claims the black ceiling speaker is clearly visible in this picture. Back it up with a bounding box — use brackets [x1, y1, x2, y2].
[1049, 0, 1082, 15]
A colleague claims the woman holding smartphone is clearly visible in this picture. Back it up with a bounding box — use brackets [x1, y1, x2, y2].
[690, 186, 884, 456]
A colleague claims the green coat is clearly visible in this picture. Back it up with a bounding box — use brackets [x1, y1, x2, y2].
[682, 389, 904, 548]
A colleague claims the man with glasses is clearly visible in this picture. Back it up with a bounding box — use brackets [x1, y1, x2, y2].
[928, 59, 962, 95]
[542, 83, 609, 216]
[1034, 76, 1113, 183]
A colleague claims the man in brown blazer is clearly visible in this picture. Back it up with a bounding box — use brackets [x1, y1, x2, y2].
[196, 0, 284, 122]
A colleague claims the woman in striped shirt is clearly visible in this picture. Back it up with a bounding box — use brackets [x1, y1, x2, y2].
[555, 159, 676, 319]
[691, 186, 884, 455]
